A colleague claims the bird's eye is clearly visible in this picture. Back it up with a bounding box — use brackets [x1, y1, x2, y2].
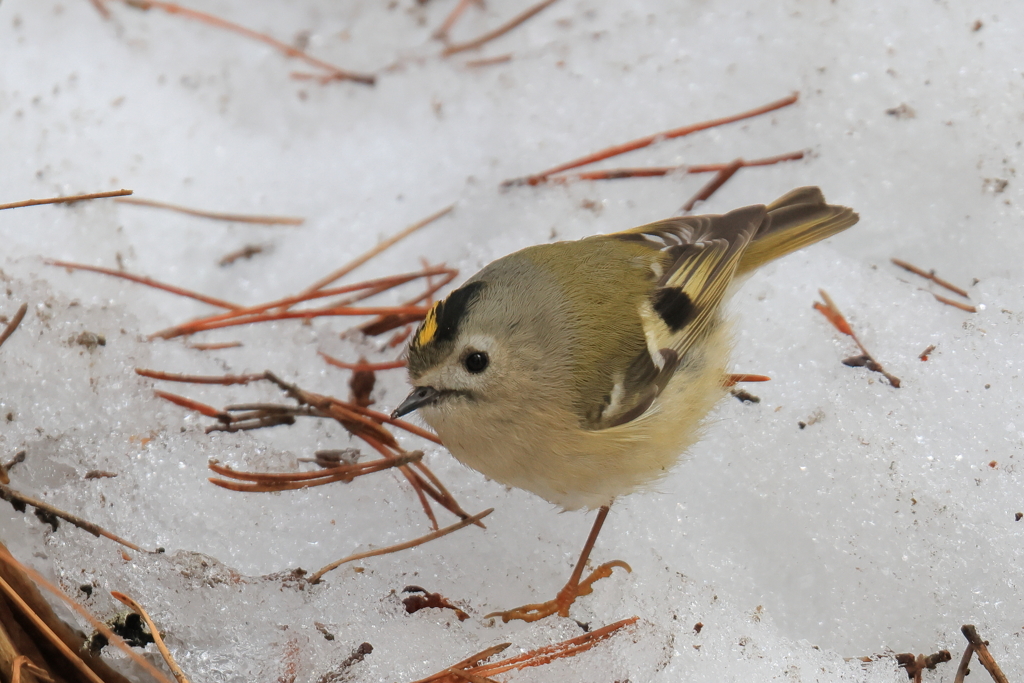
[464, 351, 489, 373]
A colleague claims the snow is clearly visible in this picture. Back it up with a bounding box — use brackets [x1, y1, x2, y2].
[1, 0, 1022, 681]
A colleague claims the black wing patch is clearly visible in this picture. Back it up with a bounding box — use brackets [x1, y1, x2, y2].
[651, 287, 696, 332]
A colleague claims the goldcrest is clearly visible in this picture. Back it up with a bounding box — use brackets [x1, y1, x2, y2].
[393, 187, 858, 511]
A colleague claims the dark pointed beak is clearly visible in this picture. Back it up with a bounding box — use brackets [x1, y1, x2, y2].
[391, 386, 440, 419]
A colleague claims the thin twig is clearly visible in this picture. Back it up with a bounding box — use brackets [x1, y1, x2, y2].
[110, 592, 191, 683]
[46, 260, 242, 310]
[953, 644, 975, 683]
[188, 341, 243, 350]
[502, 93, 799, 186]
[116, 196, 303, 225]
[0, 484, 154, 552]
[464, 54, 513, 68]
[679, 158, 743, 214]
[549, 150, 805, 183]
[309, 508, 492, 584]
[137, 368, 266, 385]
[813, 289, 901, 388]
[442, 0, 560, 56]
[891, 258, 970, 298]
[320, 351, 406, 371]
[0, 303, 28, 350]
[115, 0, 375, 85]
[301, 205, 455, 294]
[961, 625, 1009, 683]
[0, 189, 132, 210]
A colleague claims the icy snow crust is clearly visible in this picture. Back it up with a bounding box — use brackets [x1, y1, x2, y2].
[1, 1, 1022, 681]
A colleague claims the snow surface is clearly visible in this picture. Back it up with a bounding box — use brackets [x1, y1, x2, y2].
[1, 0, 1023, 681]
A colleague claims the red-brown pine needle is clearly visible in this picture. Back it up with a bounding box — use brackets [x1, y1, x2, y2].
[116, 196, 304, 225]
[442, 0, 561, 56]
[0, 189, 132, 210]
[503, 93, 799, 186]
[549, 150, 805, 183]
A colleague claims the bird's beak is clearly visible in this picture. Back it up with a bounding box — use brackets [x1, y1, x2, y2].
[391, 386, 440, 419]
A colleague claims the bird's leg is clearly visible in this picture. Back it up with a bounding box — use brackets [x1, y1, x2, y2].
[485, 505, 631, 623]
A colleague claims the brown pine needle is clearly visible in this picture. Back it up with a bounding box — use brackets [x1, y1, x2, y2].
[891, 258, 970, 298]
[464, 53, 513, 68]
[114, 0, 375, 85]
[724, 373, 771, 387]
[0, 544, 176, 683]
[149, 266, 453, 339]
[138, 368, 266, 384]
[550, 150, 805, 182]
[154, 390, 229, 419]
[442, 0, 560, 56]
[680, 158, 743, 214]
[12, 656, 55, 683]
[410, 616, 638, 682]
[110, 592, 191, 683]
[502, 93, 799, 186]
[0, 484, 154, 552]
[188, 341, 243, 350]
[320, 351, 407, 372]
[961, 625, 1009, 683]
[0, 302, 28, 350]
[46, 260, 242, 310]
[0, 189, 132, 210]
[302, 205, 455, 294]
[308, 508, 493, 584]
[931, 292, 977, 313]
[433, 0, 482, 40]
[954, 644, 975, 683]
[813, 289, 901, 388]
[0, 574, 107, 683]
[208, 453, 422, 492]
[115, 196, 303, 225]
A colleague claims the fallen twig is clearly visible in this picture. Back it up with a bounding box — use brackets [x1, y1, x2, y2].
[813, 289, 901, 388]
[502, 93, 799, 186]
[110, 0, 375, 85]
[308, 508, 492, 584]
[442, 0, 560, 56]
[953, 644, 975, 683]
[0, 303, 28, 350]
[0, 189, 132, 211]
[116, 196, 302, 225]
[961, 625, 1009, 683]
[0, 484, 156, 553]
[433, 0, 482, 40]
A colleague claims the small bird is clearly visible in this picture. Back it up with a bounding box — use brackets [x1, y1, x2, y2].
[393, 187, 858, 621]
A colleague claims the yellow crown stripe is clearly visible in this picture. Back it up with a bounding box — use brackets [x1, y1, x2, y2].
[415, 302, 440, 347]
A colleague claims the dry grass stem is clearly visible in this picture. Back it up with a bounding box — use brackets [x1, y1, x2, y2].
[0, 484, 154, 553]
[679, 158, 743, 214]
[813, 289, 901, 388]
[116, 196, 303, 225]
[891, 258, 970, 298]
[0, 303, 28, 350]
[46, 260, 242, 310]
[442, 0, 560, 56]
[961, 625, 1009, 683]
[0, 189, 131, 211]
[308, 507, 493, 584]
[110, 0, 375, 85]
[110, 592, 191, 683]
[502, 93, 799, 186]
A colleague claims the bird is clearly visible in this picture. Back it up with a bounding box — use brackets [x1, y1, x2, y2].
[392, 186, 858, 622]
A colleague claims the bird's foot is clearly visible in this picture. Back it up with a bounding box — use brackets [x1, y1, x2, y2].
[485, 560, 631, 623]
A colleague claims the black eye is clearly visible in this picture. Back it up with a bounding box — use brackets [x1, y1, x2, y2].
[464, 351, 489, 373]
